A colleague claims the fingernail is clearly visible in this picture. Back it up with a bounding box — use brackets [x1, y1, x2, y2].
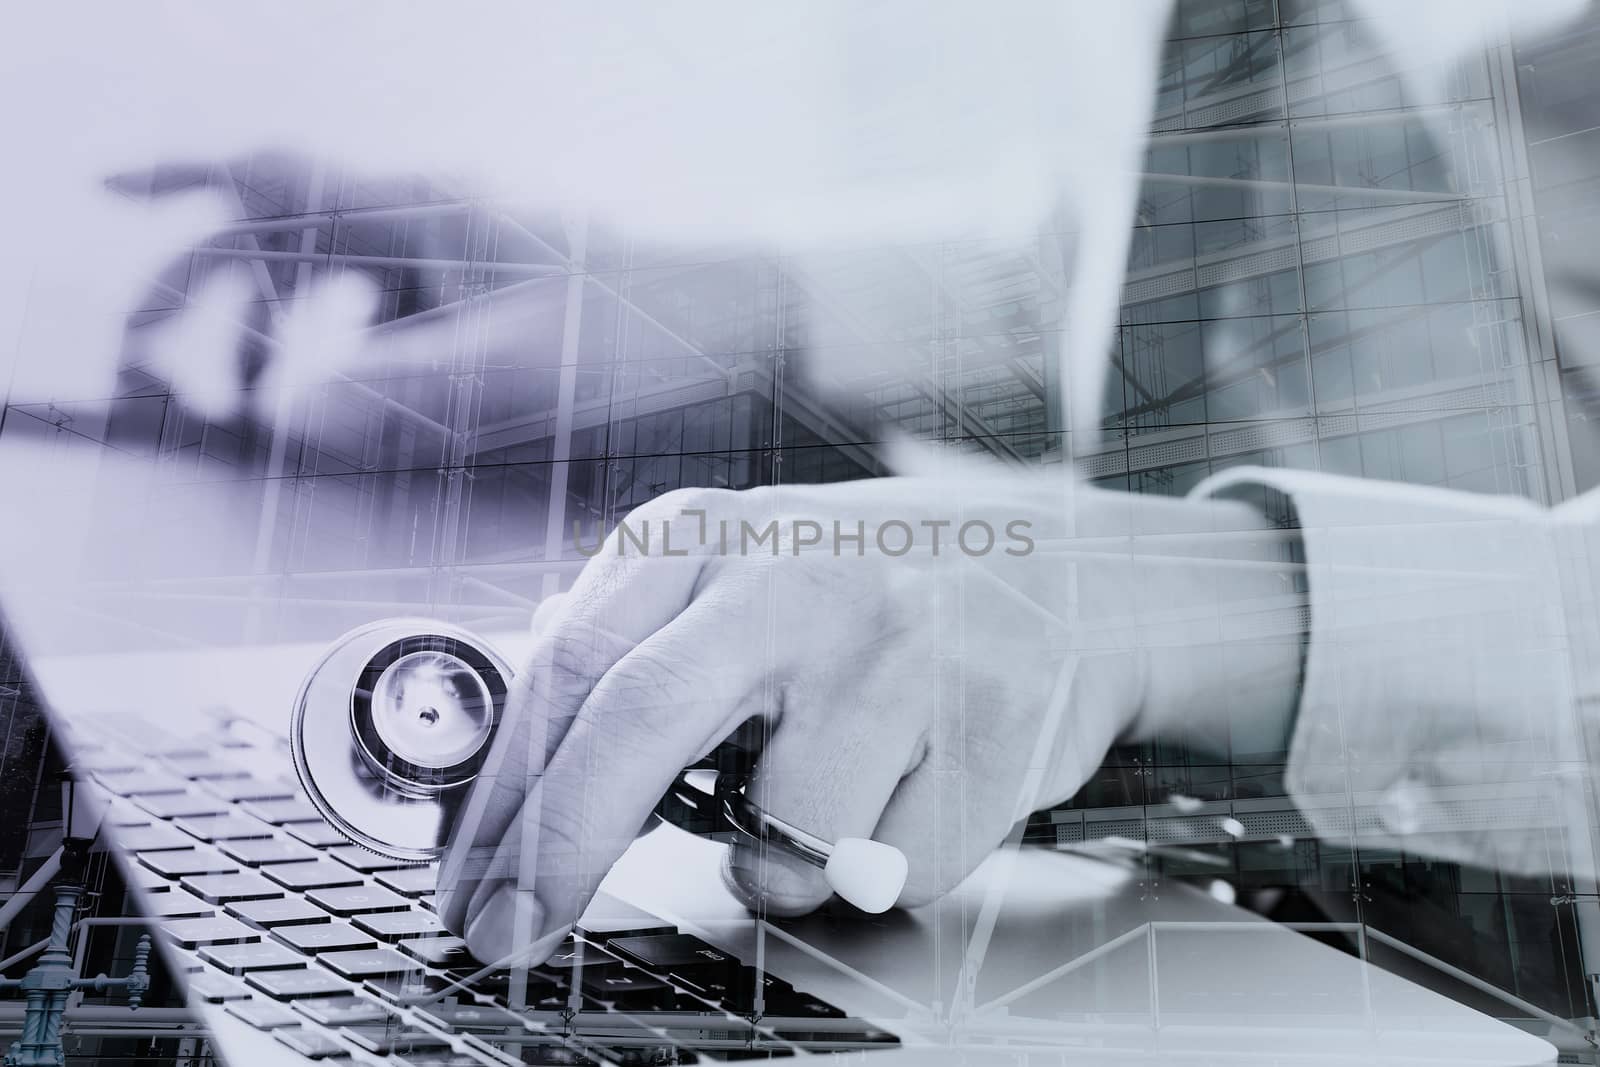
[465, 884, 545, 965]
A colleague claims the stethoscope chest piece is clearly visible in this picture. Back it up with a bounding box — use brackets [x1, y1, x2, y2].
[294, 618, 908, 911]
[292, 619, 512, 862]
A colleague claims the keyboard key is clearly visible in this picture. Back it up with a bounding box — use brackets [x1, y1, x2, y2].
[526, 988, 572, 1013]
[668, 964, 771, 1014]
[199, 942, 308, 975]
[285, 821, 348, 848]
[352, 911, 444, 942]
[124, 865, 172, 893]
[291, 995, 391, 1026]
[242, 799, 324, 825]
[579, 966, 674, 1008]
[202, 777, 298, 803]
[273, 1029, 350, 1058]
[374, 866, 437, 897]
[162, 753, 250, 780]
[143, 894, 215, 919]
[318, 947, 419, 981]
[539, 937, 592, 970]
[398, 936, 470, 969]
[771, 989, 848, 1019]
[161, 916, 261, 949]
[262, 861, 362, 892]
[245, 969, 352, 1001]
[339, 1022, 449, 1055]
[739, 967, 800, 1015]
[273, 922, 375, 954]
[458, 1033, 540, 1066]
[306, 885, 408, 917]
[114, 823, 192, 852]
[104, 803, 153, 827]
[607, 932, 735, 970]
[393, 1053, 496, 1067]
[138, 850, 239, 879]
[226, 896, 331, 930]
[590, 1044, 714, 1066]
[438, 965, 515, 998]
[220, 837, 320, 867]
[186, 973, 250, 1003]
[97, 770, 190, 797]
[180, 872, 281, 904]
[361, 973, 462, 1005]
[175, 813, 275, 843]
[135, 791, 229, 820]
[326, 846, 416, 873]
[410, 1001, 528, 1035]
[224, 998, 300, 1030]
[456, 968, 567, 1010]
[461, 1030, 586, 1067]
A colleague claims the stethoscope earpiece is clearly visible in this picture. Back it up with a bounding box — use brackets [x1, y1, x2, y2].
[295, 619, 909, 912]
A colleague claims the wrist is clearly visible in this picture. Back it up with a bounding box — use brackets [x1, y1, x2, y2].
[1099, 491, 1306, 759]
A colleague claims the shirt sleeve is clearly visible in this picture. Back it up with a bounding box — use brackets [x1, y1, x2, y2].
[1192, 466, 1588, 877]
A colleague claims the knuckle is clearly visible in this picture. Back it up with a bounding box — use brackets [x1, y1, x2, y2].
[608, 641, 712, 703]
[634, 485, 732, 523]
[544, 627, 601, 685]
[729, 484, 776, 518]
[579, 685, 681, 756]
[569, 550, 636, 603]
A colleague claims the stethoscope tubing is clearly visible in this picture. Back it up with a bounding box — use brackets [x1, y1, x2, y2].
[712, 774, 834, 869]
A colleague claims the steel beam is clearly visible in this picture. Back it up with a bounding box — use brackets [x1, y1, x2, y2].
[249, 161, 328, 595]
[1141, 171, 1470, 206]
[488, 209, 733, 383]
[195, 245, 566, 277]
[541, 212, 587, 598]
[1149, 104, 1471, 145]
[212, 198, 470, 238]
[471, 370, 742, 454]
[781, 263, 1025, 463]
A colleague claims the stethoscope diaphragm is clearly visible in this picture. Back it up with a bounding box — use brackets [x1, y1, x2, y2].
[291, 618, 512, 862]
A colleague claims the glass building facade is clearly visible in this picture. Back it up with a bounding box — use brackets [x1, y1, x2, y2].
[5, 0, 1600, 1055]
[1084, 0, 1593, 1026]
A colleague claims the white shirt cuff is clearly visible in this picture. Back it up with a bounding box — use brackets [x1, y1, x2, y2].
[1193, 467, 1579, 875]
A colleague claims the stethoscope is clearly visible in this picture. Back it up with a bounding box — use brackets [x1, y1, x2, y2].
[290, 619, 909, 914]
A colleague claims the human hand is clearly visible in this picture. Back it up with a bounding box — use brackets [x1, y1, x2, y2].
[436, 473, 1300, 964]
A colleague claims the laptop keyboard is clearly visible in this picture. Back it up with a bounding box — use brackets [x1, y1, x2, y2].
[71, 713, 899, 1064]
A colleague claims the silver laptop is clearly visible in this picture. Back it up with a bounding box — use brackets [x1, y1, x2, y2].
[0, 534, 1559, 1065]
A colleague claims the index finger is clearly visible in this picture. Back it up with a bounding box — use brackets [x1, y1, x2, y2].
[435, 545, 707, 937]
[459, 587, 759, 963]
